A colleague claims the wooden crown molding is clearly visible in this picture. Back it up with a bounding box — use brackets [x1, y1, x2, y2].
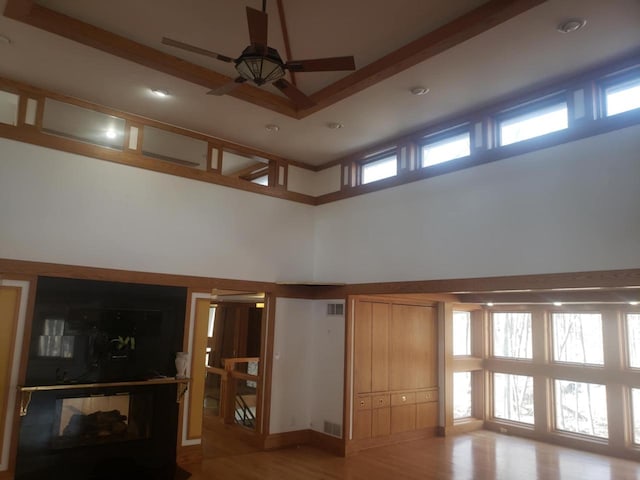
[3, 0, 547, 118]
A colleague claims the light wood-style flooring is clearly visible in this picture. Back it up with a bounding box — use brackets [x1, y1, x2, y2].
[185, 430, 640, 480]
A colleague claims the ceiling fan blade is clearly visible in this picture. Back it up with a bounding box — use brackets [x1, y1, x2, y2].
[286, 56, 356, 73]
[161, 37, 234, 63]
[273, 79, 315, 109]
[246, 7, 268, 49]
[207, 77, 247, 96]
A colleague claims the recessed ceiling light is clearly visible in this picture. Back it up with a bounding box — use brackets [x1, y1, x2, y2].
[410, 86, 430, 96]
[105, 129, 117, 139]
[0, 34, 12, 45]
[265, 124, 280, 132]
[486, 302, 494, 307]
[151, 88, 169, 98]
[327, 122, 344, 129]
[557, 19, 587, 34]
[630, 301, 639, 306]
[553, 302, 563, 307]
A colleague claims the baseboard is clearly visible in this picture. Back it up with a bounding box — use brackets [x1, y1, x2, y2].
[308, 430, 345, 456]
[346, 427, 438, 455]
[263, 430, 312, 450]
[264, 429, 345, 456]
[176, 444, 203, 466]
[441, 419, 484, 436]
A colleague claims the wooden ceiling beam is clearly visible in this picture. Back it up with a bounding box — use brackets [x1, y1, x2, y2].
[3, 0, 298, 118]
[3, 0, 547, 118]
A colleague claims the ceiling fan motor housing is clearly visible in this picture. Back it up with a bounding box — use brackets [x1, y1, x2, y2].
[235, 45, 286, 85]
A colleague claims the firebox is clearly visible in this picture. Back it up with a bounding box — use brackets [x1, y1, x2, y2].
[52, 392, 152, 449]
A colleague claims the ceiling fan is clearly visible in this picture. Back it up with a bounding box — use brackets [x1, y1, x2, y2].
[161, 0, 356, 109]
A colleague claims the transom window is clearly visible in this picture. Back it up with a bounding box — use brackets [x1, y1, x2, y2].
[605, 77, 640, 117]
[492, 312, 532, 359]
[421, 132, 470, 168]
[361, 154, 397, 184]
[499, 101, 568, 146]
[554, 379, 608, 439]
[552, 313, 603, 365]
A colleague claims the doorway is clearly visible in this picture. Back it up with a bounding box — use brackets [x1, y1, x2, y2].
[201, 290, 268, 459]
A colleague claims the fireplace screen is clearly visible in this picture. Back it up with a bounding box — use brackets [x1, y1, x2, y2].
[52, 392, 152, 449]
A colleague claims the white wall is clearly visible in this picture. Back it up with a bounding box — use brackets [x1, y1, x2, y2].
[270, 298, 345, 435]
[287, 164, 341, 197]
[308, 300, 344, 436]
[0, 139, 315, 282]
[313, 126, 640, 284]
[270, 298, 313, 433]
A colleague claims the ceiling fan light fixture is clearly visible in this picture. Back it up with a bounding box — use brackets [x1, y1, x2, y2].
[235, 46, 286, 86]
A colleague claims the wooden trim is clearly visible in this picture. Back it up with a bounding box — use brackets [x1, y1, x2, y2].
[0, 286, 20, 474]
[275, 0, 296, 87]
[260, 294, 276, 436]
[3, 1, 297, 117]
[3, 0, 546, 119]
[263, 429, 311, 450]
[345, 427, 438, 455]
[0, 258, 275, 292]
[308, 430, 344, 456]
[341, 269, 640, 296]
[301, 0, 548, 117]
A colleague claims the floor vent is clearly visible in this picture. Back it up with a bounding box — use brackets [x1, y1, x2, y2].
[327, 303, 344, 316]
[323, 420, 342, 437]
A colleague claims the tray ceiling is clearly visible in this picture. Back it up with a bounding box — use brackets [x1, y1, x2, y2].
[1, 0, 639, 165]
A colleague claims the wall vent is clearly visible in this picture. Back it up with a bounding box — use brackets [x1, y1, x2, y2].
[323, 420, 342, 437]
[326, 303, 344, 316]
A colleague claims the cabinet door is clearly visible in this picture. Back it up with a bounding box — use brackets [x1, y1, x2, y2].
[389, 304, 436, 391]
[391, 404, 416, 434]
[371, 303, 389, 392]
[372, 407, 390, 437]
[354, 302, 372, 394]
[416, 402, 438, 429]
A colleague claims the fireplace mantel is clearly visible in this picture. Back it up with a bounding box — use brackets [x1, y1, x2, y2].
[19, 378, 190, 416]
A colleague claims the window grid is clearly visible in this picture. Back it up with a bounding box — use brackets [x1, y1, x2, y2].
[484, 305, 639, 451]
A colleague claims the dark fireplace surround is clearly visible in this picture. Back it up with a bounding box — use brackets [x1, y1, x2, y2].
[16, 277, 187, 480]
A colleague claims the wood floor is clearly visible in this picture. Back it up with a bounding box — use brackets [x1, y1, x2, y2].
[185, 430, 640, 480]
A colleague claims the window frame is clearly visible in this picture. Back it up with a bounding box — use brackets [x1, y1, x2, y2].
[598, 66, 640, 118]
[490, 311, 533, 360]
[550, 311, 605, 367]
[418, 125, 472, 169]
[358, 149, 399, 185]
[552, 378, 609, 441]
[495, 93, 570, 147]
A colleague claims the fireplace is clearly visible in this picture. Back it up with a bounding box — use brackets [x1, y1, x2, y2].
[15, 276, 188, 480]
[53, 392, 152, 449]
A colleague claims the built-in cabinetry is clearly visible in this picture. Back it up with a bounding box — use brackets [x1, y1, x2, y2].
[350, 298, 438, 451]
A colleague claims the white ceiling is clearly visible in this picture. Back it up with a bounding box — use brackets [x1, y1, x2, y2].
[0, 0, 639, 166]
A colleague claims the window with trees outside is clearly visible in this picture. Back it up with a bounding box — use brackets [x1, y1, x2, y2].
[493, 372, 534, 424]
[632, 388, 640, 444]
[627, 313, 640, 368]
[554, 380, 608, 438]
[453, 310, 471, 356]
[492, 312, 532, 359]
[552, 313, 604, 365]
[453, 371, 472, 419]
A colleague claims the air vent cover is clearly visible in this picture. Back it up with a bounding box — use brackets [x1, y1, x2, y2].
[327, 303, 344, 316]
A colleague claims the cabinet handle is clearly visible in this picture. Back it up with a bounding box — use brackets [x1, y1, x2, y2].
[360, 400, 365, 407]
[378, 399, 383, 405]
[401, 395, 406, 402]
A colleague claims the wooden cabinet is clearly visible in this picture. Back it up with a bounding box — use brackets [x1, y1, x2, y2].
[351, 298, 439, 447]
